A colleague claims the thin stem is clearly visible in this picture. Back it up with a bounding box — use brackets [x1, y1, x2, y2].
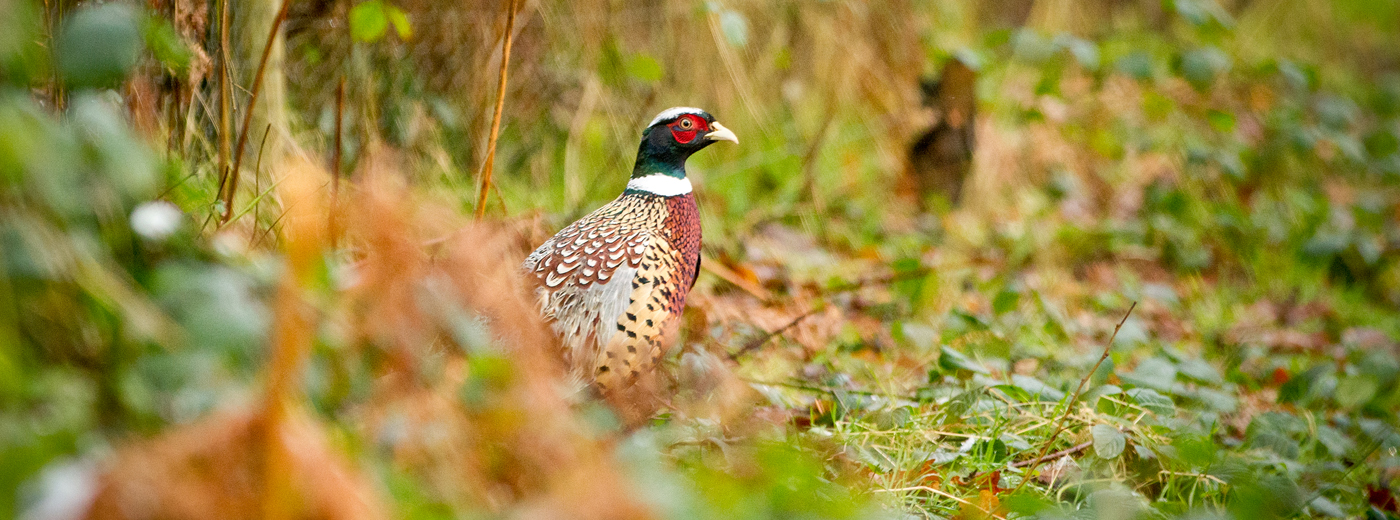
[476, 0, 519, 219]
[1010, 301, 1136, 494]
[330, 77, 345, 247]
[247, 124, 272, 247]
[220, 0, 293, 226]
[215, 0, 233, 210]
[1010, 441, 1092, 469]
[729, 306, 822, 360]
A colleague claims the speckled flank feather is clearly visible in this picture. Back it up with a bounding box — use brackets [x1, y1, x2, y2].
[522, 191, 701, 391]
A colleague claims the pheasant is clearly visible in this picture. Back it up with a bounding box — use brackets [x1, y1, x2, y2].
[523, 107, 737, 398]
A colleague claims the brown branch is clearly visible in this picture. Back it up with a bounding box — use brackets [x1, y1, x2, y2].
[729, 306, 823, 360]
[1010, 440, 1092, 468]
[330, 78, 345, 248]
[1010, 301, 1137, 494]
[723, 266, 933, 359]
[216, 0, 232, 201]
[219, 0, 293, 226]
[699, 254, 773, 301]
[800, 106, 836, 214]
[475, 0, 519, 220]
[737, 377, 919, 401]
[826, 267, 933, 293]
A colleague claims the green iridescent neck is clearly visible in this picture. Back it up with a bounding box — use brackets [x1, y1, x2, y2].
[630, 154, 687, 180]
[629, 131, 691, 180]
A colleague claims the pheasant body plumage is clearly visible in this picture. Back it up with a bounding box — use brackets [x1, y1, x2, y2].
[523, 108, 736, 395]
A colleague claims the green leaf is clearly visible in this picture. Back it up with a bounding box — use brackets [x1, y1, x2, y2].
[386, 5, 412, 40]
[57, 3, 143, 88]
[1064, 38, 1100, 69]
[1123, 357, 1177, 391]
[1364, 129, 1399, 157]
[1126, 388, 1175, 416]
[1190, 387, 1238, 413]
[1011, 29, 1056, 63]
[992, 288, 1020, 315]
[1115, 51, 1154, 80]
[1206, 109, 1235, 134]
[1093, 424, 1126, 459]
[938, 346, 988, 375]
[1003, 493, 1055, 516]
[1247, 412, 1303, 459]
[1335, 374, 1379, 409]
[349, 0, 388, 43]
[1171, 433, 1218, 467]
[1011, 374, 1065, 401]
[1178, 46, 1230, 91]
[1176, 357, 1221, 385]
[1315, 425, 1353, 457]
[1309, 496, 1347, 518]
[142, 14, 192, 74]
[624, 53, 663, 83]
[718, 10, 748, 48]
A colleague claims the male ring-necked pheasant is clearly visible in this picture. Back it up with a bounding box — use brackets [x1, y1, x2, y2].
[523, 107, 737, 397]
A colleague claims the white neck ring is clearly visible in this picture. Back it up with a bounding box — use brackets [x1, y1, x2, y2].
[626, 174, 692, 196]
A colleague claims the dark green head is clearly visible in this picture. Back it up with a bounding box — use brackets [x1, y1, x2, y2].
[630, 107, 738, 181]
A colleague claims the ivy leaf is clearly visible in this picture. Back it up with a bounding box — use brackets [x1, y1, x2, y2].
[1093, 424, 1126, 459]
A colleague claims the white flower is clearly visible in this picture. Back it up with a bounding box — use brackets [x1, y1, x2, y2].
[130, 200, 183, 241]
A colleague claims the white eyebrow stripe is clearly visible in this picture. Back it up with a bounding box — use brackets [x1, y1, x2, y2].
[626, 174, 692, 196]
[649, 107, 706, 127]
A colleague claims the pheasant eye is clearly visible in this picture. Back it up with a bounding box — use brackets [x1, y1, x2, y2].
[678, 118, 694, 129]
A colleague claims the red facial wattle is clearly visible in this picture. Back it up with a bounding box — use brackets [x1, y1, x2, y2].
[668, 115, 709, 144]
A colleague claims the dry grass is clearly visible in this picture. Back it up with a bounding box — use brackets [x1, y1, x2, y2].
[83, 148, 655, 518]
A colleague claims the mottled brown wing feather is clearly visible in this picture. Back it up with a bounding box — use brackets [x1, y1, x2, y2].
[522, 194, 670, 380]
[592, 234, 688, 391]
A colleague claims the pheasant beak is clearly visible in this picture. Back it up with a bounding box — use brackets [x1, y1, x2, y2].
[705, 122, 739, 144]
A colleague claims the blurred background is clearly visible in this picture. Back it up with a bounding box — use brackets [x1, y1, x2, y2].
[3, 0, 1400, 518]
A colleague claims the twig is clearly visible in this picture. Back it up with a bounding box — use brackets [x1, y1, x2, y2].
[247, 124, 271, 246]
[738, 377, 919, 402]
[721, 266, 933, 359]
[1010, 301, 1136, 494]
[217, 0, 232, 188]
[799, 107, 835, 215]
[876, 485, 1007, 520]
[330, 78, 344, 248]
[475, 0, 519, 220]
[826, 267, 933, 293]
[729, 306, 822, 360]
[220, 0, 293, 226]
[1009, 440, 1092, 468]
[235, 168, 289, 226]
[699, 254, 772, 301]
